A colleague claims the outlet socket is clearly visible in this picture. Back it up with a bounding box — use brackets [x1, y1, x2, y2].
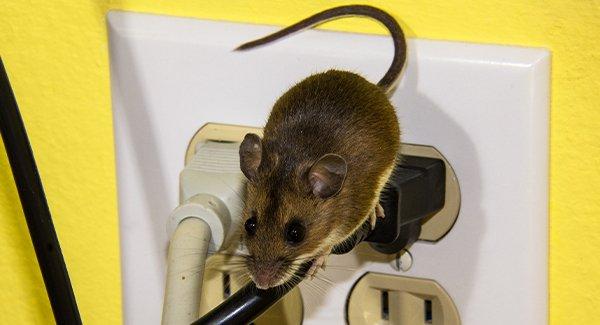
[400, 144, 459, 242]
[347, 272, 460, 325]
[188, 123, 458, 324]
[184, 123, 262, 166]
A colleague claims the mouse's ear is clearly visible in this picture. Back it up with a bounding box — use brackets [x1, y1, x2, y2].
[239, 133, 262, 181]
[307, 154, 347, 199]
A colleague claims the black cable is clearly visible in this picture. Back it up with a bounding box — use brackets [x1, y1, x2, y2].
[0, 57, 82, 325]
[192, 262, 311, 325]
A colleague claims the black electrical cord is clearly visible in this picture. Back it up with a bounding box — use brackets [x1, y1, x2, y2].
[192, 261, 312, 325]
[0, 58, 82, 325]
[192, 221, 373, 324]
[193, 220, 375, 324]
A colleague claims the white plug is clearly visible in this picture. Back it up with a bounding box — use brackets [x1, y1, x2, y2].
[167, 140, 246, 253]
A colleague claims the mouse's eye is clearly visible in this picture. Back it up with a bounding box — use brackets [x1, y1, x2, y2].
[285, 220, 306, 244]
[245, 216, 257, 236]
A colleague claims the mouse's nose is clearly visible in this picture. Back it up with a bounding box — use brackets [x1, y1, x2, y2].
[253, 261, 283, 289]
[254, 270, 276, 288]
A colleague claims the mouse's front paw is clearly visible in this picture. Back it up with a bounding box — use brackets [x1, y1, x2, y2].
[307, 245, 334, 279]
[306, 255, 327, 279]
[376, 203, 385, 218]
[369, 203, 385, 229]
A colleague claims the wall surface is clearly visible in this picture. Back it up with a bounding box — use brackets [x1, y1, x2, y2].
[0, 1, 598, 324]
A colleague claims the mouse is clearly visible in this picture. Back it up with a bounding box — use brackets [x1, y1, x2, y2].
[236, 4, 406, 289]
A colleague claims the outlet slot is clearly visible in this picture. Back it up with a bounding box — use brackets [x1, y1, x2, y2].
[381, 290, 390, 320]
[222, 272, 231, 299]
[346, 272, 460, 325]
[425, 299, 433, 323]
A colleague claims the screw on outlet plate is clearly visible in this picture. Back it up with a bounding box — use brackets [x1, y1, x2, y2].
[390, 249, 413, 272]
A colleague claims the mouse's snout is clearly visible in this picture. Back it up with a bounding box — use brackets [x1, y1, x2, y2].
[247, 259, 289, 289]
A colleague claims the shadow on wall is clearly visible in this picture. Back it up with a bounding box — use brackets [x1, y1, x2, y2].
[392, 44, 485, 307]
[108, 28, 172, 323]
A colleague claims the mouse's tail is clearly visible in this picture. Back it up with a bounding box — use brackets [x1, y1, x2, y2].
[235, 5, 407, 94]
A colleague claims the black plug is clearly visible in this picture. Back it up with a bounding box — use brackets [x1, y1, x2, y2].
[331, 154, 446, 255]
[367, 155, 446, 254]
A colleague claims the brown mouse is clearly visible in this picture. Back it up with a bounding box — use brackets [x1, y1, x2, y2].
[237, 5, 406, 289]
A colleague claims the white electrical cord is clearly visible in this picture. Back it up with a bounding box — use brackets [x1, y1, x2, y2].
[162, 218, 211, 325]
[162, 140, 246, 325]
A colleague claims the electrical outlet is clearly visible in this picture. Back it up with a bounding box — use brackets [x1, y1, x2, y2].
[185, 122, 459, 323]
[107, 10, 549, 325]
[346, 272, 460, 325]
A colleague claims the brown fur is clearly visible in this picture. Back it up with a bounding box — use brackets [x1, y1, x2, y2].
[241, 70, 400, 287]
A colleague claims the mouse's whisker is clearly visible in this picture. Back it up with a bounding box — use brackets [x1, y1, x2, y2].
[205, 261, 246, 268]
[319, 264, 356, 271]
[302, 280, 328, 297]
[287, 253, 325, 263]
[195, 260, 245, 272]
[205, 265, 248, 273]
[206, 257, 248, 265]
[173, 252, 226, 259]
[207, 257, 248, 262]
[170, 247, 250, 259]
[188, 264, 246, 277]
[313, 273, 335, 286]
[178, 265, 210, 276]
[205, 264, 248, 271]
[207, 252, 251, 260]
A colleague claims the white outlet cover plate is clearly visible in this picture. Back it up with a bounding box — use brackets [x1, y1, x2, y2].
[107, 11, 549, 325]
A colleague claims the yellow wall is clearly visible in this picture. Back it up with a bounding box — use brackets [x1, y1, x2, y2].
[0, 0, 598, 323]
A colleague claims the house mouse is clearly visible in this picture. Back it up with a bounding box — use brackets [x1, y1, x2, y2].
[237, 4, 406, 289]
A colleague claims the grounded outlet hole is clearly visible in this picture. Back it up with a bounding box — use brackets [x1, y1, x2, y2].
[425, 299, 433, 323]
